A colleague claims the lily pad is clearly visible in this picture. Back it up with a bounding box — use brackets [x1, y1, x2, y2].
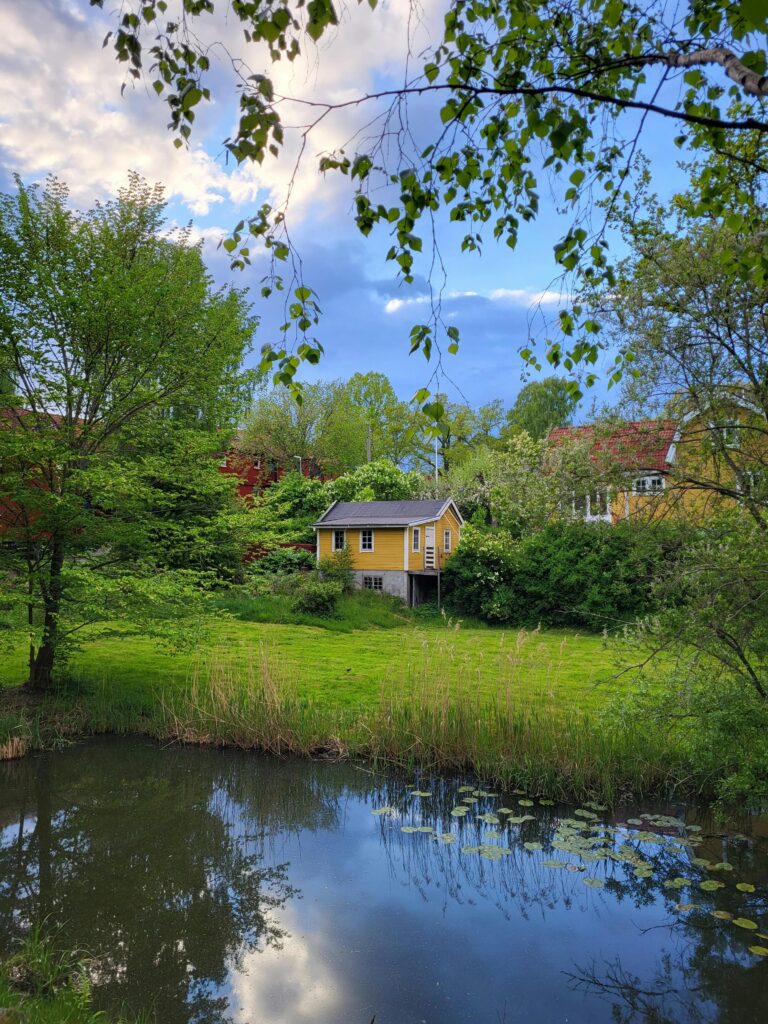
[626, 818, 644, 826]
[484, 829, 502, 839]
[711, 910, 733, 920]
[518, 798, 534, 807]
[523, 841, 543, 852]
[583, 877, 605, 889]
[411, 790, 432, 797]
[458, 785, 475, 793]
[542, 859, 568, 869]
[371, 807, 397, 816]
[462, 797, 478, 804]
[732, 917, 758, 930]
[749, 946, 768, 957]
[663, 878, 691, 889]
[416, 825, 434, 833]
[574, 809, 598, 820]
[539, 799, 555, 806]
[461, 845, 483, 855]
[711, 862, 734, 872]
[497, 807, 515, 815]
[450, 806, 468, 816]
[675, 903, 700, 912]
[692, 858, 714, 868]
[401, 826, 418, 833]
[699, 880, 726, 891]
[736, 882, 756, 893]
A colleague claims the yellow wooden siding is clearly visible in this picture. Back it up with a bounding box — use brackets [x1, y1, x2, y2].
[408, 506, 462, 570]
[317, 527, 406, 570]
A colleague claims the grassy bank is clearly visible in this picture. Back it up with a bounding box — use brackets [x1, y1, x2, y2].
[0, 593, 694, 804]
[0, 928, 147, 1024]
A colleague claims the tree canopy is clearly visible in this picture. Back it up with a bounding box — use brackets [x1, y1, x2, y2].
[92, 0, 768, 407]
[0, 174, 256, 689]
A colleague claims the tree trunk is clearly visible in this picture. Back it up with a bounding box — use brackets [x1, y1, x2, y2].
[26, 537, 65, 693]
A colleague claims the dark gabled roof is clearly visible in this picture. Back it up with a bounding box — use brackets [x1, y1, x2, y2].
[314, 499, 459, 528]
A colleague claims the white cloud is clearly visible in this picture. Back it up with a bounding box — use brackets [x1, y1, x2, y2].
[489, 288, 567, 305]
[0, 0, 448, 228]
[383, 286, 566, 313]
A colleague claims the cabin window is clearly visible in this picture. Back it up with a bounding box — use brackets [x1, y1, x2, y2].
[360, 529, 374, 551]
[218, 456, 228, 468]
[589, 491, 610, 518]
[332, 529, 346, 551]
[443, 529, 452, 553]
[253, 458, 261, 470]
[363, 576, 383, 591]
[633, 474, 664, 494]
[412, 527, 421, 552]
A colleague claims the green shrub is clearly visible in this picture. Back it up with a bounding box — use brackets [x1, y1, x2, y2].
[248, 547, 316, 577]
[318, 546, 356, 594]
[443, 521, 687, 630]
[291, 578, 342, 616]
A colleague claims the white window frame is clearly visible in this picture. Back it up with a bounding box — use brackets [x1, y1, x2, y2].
[574, 490, 612, 522]
[363, 575, 384, 591]
[360, 528, 374, 552]
[253, 457, 261, 470]
[633, 474, 665, 495]
[412, 527, 421, 552]
[218, 456, 229, 468]
[332, 529, 346, 552]
[443, 528, 452, 553]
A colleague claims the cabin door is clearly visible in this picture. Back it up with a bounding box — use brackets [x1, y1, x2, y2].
[424, 525, 436, 569]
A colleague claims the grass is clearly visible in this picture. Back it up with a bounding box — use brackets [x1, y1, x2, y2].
[0, 591, 690, 803]
[0, 927, 149, 1023]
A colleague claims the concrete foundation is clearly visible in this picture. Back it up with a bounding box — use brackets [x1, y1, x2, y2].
[352, 569, 409, 601]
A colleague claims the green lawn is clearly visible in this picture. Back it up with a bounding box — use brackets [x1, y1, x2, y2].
[0, 598, 631, 715]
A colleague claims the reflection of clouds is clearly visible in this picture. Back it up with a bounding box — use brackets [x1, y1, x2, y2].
[229, 904, 344, 1024]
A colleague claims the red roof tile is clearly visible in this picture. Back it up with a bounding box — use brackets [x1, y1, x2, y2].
[548, 420, 677, 473]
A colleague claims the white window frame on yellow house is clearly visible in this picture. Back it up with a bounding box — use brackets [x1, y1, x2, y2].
[632, 474, 665, 495]
[443, 528, 452, 553]
[332, 529, 346, 551]
[412, 526, 421, 552]
[360, 528, 374, 552]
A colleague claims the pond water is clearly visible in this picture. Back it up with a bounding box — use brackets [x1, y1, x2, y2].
[0, 738, 767, 1024]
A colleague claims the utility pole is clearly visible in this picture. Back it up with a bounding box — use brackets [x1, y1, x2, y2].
[367, 423, 371, 463]
[434, 435, 439, 498]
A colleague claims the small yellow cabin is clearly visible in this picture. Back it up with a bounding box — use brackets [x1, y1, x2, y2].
[313, 498, 464, 606]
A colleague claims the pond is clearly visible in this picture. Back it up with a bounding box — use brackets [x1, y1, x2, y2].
[0, 737, 766, 1023]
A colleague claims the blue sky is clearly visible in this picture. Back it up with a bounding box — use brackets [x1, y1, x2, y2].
[0, 0, 690, 414]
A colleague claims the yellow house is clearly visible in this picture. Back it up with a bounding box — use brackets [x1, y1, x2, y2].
[313, 498, 464, 605]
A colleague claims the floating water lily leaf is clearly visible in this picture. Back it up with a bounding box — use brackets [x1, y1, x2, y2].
[733, 917, 758, 930]
[663, 878, 691, 889]
[749, 946, 768, 957]
[574, 809, 598, 820]
[512, 789, 527, 795]
[485, 829, 502, 839]
[507, 815, 535, 824]
[497, 807, 515, 815]
[411, 790, 432, 797]
[539, 799, 555, 806]
[416, 826, 434, 833]
[518, 799, 534, 807]
[675, 903, 700, 912]
[461, 845, 483, 854]
[584, 802, 607, 811]
[371, 807, 397, 816]
[567, 863, 585, 873]
[699, 880, 725, 891]
[458, 785, 475, 793]
[686, 824, 702, 832]
[477, 813, 501, 825]
[736, 882, 756, 893]
[523, 841, 543, 852]
[542, 859, 568, 868]
[637, 835, 665, 845]
[437, 833, 456, 843]
[626, 818, 644, 826]
[711, 862, 734, 872]
[463, 797, 478, 804]
[757, 933, 768, 941]
[401, 826, 418, 833]
[693, 858, 714, 868]
[634, 868, 654, 879]
[583, 878, 605, 889]
[711, 910, 733, 920]
[450, 806, 468, 816]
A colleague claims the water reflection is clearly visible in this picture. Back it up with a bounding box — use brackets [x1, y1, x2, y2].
[0, 738, 766, 1024]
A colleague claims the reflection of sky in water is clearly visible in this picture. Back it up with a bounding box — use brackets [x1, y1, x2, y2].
[0, 739, 766, 1024]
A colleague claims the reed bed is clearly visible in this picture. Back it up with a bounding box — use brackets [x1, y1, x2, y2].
[147, 641, 691, 803]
